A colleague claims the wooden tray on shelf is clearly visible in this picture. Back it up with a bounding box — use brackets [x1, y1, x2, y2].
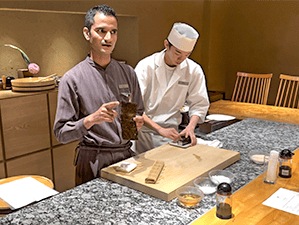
[11, 77, 56, 92]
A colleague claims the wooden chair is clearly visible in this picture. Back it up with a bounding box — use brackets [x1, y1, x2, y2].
[231, 72, 273, 105]
[274, 74, 299, 108]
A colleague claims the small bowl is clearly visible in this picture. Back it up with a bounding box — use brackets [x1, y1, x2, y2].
[248, 150, 269, 164]
[209, 170, 234, 185]
[176, 186, 204, 209]
[194, 176, 217, 195]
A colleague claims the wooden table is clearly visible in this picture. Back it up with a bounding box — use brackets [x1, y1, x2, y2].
[208, 100, 299, 125]
[191, 149, 299, 224]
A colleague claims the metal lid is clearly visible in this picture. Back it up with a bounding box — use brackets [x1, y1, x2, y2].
[279, 149, 294, 159]
[217, 182, 232, 195]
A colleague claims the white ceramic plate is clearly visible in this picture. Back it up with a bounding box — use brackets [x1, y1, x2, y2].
[206, 114, 236, 121]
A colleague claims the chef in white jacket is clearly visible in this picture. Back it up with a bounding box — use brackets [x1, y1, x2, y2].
[134, 22, 209, 153]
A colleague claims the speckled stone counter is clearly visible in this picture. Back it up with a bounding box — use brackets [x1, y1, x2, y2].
[1, 118, 299, 225]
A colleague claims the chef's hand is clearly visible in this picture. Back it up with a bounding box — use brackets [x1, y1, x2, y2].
[84, 101, 119, 130]
[158, 128, 181, 142]
[180, 127, 197, 146]
[133, 116, 144, 131]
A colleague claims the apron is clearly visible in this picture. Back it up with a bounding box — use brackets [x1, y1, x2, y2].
[74, 142, 134, 185]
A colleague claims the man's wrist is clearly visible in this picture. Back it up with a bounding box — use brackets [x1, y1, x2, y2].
[83, 114, 94, 130]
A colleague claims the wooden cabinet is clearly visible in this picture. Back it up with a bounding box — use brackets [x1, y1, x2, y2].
[6, 150, 52, 179]
[0, 89, 77, 192]
[48, 91, 60, 146]
[1, 94, 50, 159]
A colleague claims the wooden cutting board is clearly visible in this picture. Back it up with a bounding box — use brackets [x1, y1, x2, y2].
[101, 143, 240, 201]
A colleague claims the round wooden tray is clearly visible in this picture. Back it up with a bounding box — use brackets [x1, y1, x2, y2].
[11, 77, 55, 87]
[12, 84, 56, 92]
[0, 175, 54, 210]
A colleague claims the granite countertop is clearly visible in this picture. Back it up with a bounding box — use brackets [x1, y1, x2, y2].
[1, 118, 299, 225]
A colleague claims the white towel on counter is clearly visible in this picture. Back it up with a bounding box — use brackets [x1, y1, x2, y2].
[196, 138, 223, 148]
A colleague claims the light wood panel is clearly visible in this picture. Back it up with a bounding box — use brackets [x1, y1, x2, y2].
[102, 144, 240, 201]
[209, 100, 299, 125]
[53, 142, 78, 192]
[6, 150, 52, 180]
[0, 163, 5, 179]
[48, 91, 60, 146]
[0, 128, 3, 162]
[1, 94, 50, 159]
[191, 148, 299, 224]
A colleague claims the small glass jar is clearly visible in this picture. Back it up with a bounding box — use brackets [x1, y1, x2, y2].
[216, 182, 232, 219]
[263, 150, 279, 184]
[279, 149, 294, 178]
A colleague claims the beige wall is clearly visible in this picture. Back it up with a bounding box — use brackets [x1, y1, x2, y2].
[196, 0, 299, 104]
[0, 1, 205, 67]
[1, 1, 299, 104]
[0, 8, 138, 77]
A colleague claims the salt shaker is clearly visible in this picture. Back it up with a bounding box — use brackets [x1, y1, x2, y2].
[279, 149, 294, 178]
[263, 150, 279, 184]
[216, 182, 232, 219]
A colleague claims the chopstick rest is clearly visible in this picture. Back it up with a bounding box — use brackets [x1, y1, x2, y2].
[145, 160, 165, 184]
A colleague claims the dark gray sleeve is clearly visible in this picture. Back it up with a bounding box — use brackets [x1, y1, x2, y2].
[53, 74, 88, 144]
[129, 66, 145, 116]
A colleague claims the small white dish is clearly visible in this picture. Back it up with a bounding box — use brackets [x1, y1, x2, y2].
[194, 177, 217, 195]
[206, 114, 236, 121]
[209, 170, 235, 185]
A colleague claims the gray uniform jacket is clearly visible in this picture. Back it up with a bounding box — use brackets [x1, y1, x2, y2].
[53, 56, 144, 149]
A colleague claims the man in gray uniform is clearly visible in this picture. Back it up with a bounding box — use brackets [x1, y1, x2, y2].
[53, 5, 144, 185]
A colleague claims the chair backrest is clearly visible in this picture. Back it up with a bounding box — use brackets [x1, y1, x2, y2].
[231, 72, 273, 105]
[274, 74, 299, 108]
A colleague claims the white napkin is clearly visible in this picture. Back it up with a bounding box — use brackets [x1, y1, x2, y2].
[196, 138, 223, 148]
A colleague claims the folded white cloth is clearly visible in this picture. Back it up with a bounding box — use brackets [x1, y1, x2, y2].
[196, 138, 223, 148]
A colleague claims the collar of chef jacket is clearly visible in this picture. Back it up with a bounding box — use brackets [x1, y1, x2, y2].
[153, 49, 188, 96]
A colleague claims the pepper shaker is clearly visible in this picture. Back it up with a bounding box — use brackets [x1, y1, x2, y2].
[279, 149, 294, 178]
[216, 182, 232, 219]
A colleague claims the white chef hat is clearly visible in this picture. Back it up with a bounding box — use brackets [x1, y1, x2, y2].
[167, 22, 199, 52]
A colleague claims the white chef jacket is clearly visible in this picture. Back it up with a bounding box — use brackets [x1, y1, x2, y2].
[134, 49, 209, 153]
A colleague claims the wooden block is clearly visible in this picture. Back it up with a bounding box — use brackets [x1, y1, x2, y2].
[102, 143, 240, 201]
[145, 160, 164, 184]
[197, 121, 229, 134]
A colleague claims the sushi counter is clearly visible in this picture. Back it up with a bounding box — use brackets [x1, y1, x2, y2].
[0, 118, 299, 224]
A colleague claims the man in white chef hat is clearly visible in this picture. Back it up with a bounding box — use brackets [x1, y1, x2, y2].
[134, 22, 210, 153]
